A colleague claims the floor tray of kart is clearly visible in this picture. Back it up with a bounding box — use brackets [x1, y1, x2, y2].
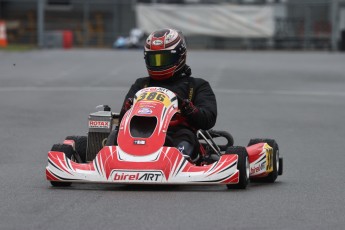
[46, 87, 283, 189]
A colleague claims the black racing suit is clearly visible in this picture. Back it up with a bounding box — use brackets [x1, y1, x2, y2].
[118, 70, 217, 160]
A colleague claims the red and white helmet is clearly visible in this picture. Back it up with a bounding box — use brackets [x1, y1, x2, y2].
[144, 28, 187, 80]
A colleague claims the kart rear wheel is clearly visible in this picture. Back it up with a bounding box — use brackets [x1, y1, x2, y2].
[49, 144, 74, 187]
[248, 139, 279, 183]
[65, 136, 87, 163]
[225, 146, 249, 189]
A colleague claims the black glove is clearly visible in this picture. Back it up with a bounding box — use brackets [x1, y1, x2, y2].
[119, 98, 134, 124]
[180, 99, 198, 116]
[123, 98, 133, 112]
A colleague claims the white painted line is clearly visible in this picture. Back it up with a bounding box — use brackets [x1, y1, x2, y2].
[216, 89, 264, 95]
[215, 88, 345, 97]
[273, 90, 345, 97]
[0, 86, 345, 97]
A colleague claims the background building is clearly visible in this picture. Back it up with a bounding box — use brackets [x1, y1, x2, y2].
[0, 0, 344, 50]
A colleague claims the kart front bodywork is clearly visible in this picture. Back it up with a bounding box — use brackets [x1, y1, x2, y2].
[47, 146, 240, 185]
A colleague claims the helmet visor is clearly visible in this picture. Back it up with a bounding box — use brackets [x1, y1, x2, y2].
[146, 52, 179, 68]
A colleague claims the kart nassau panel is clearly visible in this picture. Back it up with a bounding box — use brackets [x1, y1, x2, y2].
[46, 146, 240, 185]
[246, 143, 274, 178]
[118, 87, 178, 156]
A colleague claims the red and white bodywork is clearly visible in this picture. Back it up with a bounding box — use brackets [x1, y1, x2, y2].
[46, 87, 273, 185]
[247, 143, 275, 178]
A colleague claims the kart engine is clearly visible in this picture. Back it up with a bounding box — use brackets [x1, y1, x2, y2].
[86, 105, 119, 161]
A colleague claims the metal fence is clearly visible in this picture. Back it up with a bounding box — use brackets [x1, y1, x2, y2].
[275, 1, 333, 50]
[0, 0, 343, 50]
[0, 0, 137, 48]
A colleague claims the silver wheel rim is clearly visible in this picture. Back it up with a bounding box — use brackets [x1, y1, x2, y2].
[276, 150, 280, 172]
[245, 157, 250, 179]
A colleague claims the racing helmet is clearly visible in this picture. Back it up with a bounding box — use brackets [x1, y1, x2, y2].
[144, 28, 187, 80]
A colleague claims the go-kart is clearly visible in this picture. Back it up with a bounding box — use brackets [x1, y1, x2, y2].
[46, 87, 283, 189]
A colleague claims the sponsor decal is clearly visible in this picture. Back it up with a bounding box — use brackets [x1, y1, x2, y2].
[264, 143, 274, 173]
[177, 145, 185, 154]
[140, 104, 155, 108]
[112, 170, 163, 182]
[140, 87, 168, 93]
[89, 120, 110, 129]
[156, 87, 169, 93]
[134, 140, 146, 145]
[152, 40, 163, 45]
[166, 34, 174, 39]
[250, 162, 266, 174]
[138, 108, 152, 115]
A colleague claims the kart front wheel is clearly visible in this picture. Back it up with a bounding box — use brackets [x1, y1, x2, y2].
[225, 146, 249, 189]
[49, 144, 73, 187]
[248, 139, 280, 183]
[65, 136, 87, 163]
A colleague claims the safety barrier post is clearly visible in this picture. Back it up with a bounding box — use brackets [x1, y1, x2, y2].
[0, 20, 7, 47]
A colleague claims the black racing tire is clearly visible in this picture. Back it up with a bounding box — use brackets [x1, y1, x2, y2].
[49, 144, 73, 187]
[248, 139, 279, 183]
[50, 181, 72, 187]
[278, 157, 283, 175]
[51, 143, 74, 159]
[65, 136, 87, 163]
[225, 146, 249, 189]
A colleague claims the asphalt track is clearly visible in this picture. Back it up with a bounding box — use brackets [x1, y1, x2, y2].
[1, 50, 345, 230]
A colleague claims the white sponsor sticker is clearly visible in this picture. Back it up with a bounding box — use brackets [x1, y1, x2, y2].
[152, 40, 163, 45]
[111, 170, 163, 182]
[89, 120, 110, 129]
[250, 162, 266, 175]
[134, 140, 146, 145]
[138, 108, 152, 115]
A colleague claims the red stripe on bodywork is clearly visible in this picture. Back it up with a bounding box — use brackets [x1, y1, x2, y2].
[221, 171, 239, 184]
[46, 168, 59, 181]
[246, 143, 265, 163]
[48, 151, 73, 175]
[49, 151, 96, 173]
[206, 155, 237, 177]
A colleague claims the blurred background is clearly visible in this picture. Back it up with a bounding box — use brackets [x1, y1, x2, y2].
[0, 0, 344, 51]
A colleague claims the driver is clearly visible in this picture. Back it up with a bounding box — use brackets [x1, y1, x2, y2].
[119, 28, 217, 162]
